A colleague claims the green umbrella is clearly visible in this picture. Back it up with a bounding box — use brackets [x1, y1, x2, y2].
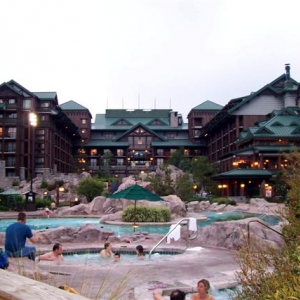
[109, 184, 164, 231]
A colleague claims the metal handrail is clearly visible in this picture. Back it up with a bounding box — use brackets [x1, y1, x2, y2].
[247, 219, 284, 243]
[148, 218, 198, 259]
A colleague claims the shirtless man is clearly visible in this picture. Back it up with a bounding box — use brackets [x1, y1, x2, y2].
[100, 242, 113, 258]
[37, 243, 64, 262]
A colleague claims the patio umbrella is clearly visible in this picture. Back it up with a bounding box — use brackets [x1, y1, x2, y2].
[109, 184, 164, 231]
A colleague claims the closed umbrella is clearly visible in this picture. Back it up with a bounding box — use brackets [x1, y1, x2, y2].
[109, 184, 164, 231]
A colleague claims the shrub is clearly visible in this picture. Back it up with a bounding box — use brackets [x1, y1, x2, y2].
[12, 180, 19, 187]
[40, 180, 48, 189]
[122, 205, 171, 222]
[35, 197, 52, 209]
[76, 178, 105, 202]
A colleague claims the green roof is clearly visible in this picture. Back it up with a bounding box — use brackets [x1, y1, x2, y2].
[213, 169, 272, 179]
[60, 100, 89, 111]
[237, 107, 300, 143]
[78, 140, 129, 147]
[34, 92, 57, 100]
[105, 109, 173, 118]
[191, 100, 223, 111]
[152, 140, 197, 147]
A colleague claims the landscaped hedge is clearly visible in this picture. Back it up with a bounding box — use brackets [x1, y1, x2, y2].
[122, 205, 171, 222]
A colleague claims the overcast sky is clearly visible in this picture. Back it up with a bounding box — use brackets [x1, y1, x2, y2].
[1, 0, 300, 121]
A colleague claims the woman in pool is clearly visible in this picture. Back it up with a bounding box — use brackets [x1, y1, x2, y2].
[191, 279, 215, 300]
[135, 245, 145, 259]
[100, 242, 113, 258]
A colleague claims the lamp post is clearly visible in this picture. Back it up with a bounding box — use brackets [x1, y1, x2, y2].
[56, 185, 65, 205]
[29, 112, 37, 193]
[26, 112, 37, 211]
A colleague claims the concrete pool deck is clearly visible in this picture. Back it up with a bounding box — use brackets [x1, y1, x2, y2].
[0, 203, 284, 299]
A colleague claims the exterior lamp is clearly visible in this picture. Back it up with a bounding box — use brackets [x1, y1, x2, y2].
[240, 183, 245, 188]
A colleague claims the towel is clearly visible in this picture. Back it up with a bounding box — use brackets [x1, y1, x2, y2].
[188, 218, 197, 232]
[167, 224, 181, 244]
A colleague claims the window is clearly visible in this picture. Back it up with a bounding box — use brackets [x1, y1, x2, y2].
[104, 134, 113, 140]
[6, 142, 16, 152]
[90, 158, 98, 167]
[166, 133, 175, 139]
[81, 129, 86, 134]
[90, 149, 98, 156]
[81, 119, 87, 124]
[8, 99, 16, 104]
[41, 115, 48, 121]
[157, 158, 164, 165]
[36, 129, 45, 135]
[8, 113, 17, 118]
[41, 102, 50, 108]
[157, 149, 164, 156]
[117, 149, 124, 156]
[117, 158, 124, 166]
[7, 127, 17, 138]
[35, 158, 44, 163]
[23, 99, 32, 109]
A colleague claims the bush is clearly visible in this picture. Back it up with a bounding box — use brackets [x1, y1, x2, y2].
[122, 205, 171, 222]
[40, 180, 48, 189]
[76, 178, 105, 202]
[211, 197, 236, 206]
[35, 198, 52, 209]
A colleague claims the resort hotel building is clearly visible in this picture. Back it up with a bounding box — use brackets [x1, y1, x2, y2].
[0, 65, 299, 198]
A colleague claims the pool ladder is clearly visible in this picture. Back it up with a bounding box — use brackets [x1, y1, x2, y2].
[149, 218, 198, 259]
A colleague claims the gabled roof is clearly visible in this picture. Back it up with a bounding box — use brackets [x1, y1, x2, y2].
[60, 100, 89, 111]
[227, 74, 298, 114]
[190, 100, 223, 111]
[237, 106, 300, 144]
[111, 118, 133, 126]
[146, 118, 167, 126]
[0, 80, 37, 98]
[114, 123, 165, 142]
[34, 92, 57, 101]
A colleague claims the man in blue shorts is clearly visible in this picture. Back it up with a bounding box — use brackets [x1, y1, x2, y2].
[5, 212, 38, 261]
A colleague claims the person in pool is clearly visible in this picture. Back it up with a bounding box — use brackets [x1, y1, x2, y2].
[191, 279, 215, 300]
[36, 243, 64, 262]
[113, 252, 120, 262]
[135, 245, 145, 259]
[100, 242, 113, 258]
[153, 289, 186, 300]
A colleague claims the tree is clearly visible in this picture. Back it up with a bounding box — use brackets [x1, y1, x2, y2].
[175, 172, 194, 202]
[76, 178, 105, 202]
[102, 150, 113, 178]
[167, 147, 185, 168]
[190, 156, 213, 191]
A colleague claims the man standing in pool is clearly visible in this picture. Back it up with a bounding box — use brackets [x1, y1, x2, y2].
[153, 289, 186, 300]
[36, 243, 64, 262]
[5, 212, 38, 261]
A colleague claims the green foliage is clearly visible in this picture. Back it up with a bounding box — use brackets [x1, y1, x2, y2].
[46, 183, 57, 191]
[146, 164, 175, 196]
[76, 178, 105, 202]
[35, 197, 52, 209]
[175, 172, 194, 202]
[12, 179, 19, 187]
[211, 197, 236, 206]
[102, 150, 113, 178]
[122, 205, 171, 222]
[167, 147, 185, 168]
[232, 149, 300, 299]
[40, 179, 48, 189]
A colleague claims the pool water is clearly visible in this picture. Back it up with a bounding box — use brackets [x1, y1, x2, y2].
[187, 285, 240, 300]
[64, 251, 176, 263]
[0, 211, 279, 235]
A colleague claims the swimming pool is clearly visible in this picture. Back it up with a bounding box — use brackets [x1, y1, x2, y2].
[63, 251, 179, 263]
[0, 211, 279, 235]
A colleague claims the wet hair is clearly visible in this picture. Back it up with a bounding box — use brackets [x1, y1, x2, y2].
[53, 243, 62, 251]
[136, 245, 144, 255]
[17, 212, 26, 221]
[197, 279, 210, 293]
[170, 289, 186, 300]
[114, 253, 120, 258]
[104, 242, 111, 249]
